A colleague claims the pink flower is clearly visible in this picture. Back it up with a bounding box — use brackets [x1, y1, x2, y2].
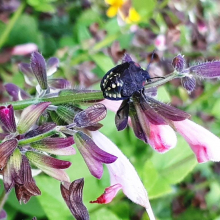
[89, 131, 155, 220]
[147, 123, 177, 153]
[11, 43, 38, 56]
[90, 184, 122, 204]
[174, 119, 220, 163]
[154, 34, 166, 51]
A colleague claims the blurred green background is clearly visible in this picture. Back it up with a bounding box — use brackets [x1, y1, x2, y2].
[1, 0, 220, 219]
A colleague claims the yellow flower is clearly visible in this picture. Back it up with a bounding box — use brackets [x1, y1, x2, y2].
[105, 0, 124, 17]
[105, 0, 141, 23]
[119, 7, 141, 23]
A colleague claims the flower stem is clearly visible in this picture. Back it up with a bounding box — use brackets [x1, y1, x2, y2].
[1, 91, 104, 110]
[0, 190, 9, 212]
[18, 128, 61, 145]
[0, 1, 26, 49]
[145, 72, 178, 89]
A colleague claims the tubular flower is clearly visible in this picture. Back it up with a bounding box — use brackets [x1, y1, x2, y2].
[174, 119, 220, 163]
[114, 91, 189, 153]
[103, 90, 220, 163]
[0, 103, 75, 203]
[89, 131, 155, 220]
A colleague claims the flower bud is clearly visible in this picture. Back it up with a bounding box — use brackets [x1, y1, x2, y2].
[172, 54, 185, 72]
[30, 52, 47, 90]
[181, 76, 196, 93]
[0, 105, 16, 133]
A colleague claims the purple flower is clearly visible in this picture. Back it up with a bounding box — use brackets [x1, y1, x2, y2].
[189, 61, 220, 78]
[74, 131, 117, 179]
[61, 179, 89, 220]
[19, 52, 60, 91]
[0, 103, 74, 203]
[172, 54, 185, 72]
[114, 91, 189, 153]
[0, 105, 16, 133]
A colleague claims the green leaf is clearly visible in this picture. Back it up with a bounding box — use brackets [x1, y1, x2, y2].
[157, 86, 171, 102]
[74, 23, 91, 45]
[211, 99, 220, 119]
[90, 208, 120, 220]
[91, 53, 115, 73]
[132, 0, 156, 19]
[205, 181, 220, 208]
[5, 14, 40, 47]
[143, 136, 197, 198]
[35, 175, 72, 220]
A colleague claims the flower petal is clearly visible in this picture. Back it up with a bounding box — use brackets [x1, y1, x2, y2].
[0, 210, 7, 220]
[0, 133, 8, 141]
[74, 104, 107, 127]
[90, 184, 122, 204]
[3, 148, 22, 192]
[15, 155, 41, 204]
[26, 151, 71, 181]
[129, 102, 148, 143]
[147, 123, 177, 153]
[30, 52, 47, 89]
[11, 43, 38, 56]
[172, 54, 185, 72]
[61, 179, 89, 220]
[181, 76, 196, 93]
[0, 139, 18, 169]
[48, 78, 71, 89]
[0, 105, 16, 133]
[174, 119, 220, 163]
[189, 61, 220, 78]
[24, 122, 56, 138]
[89, 131, 152, 209]
[19, 63, 37, 86]
[31, 137, 76, 155]
[115, 99, 129, 131]
[74, 131, 117, 179]
[17, 102, 51, 134]
[4, 83, 31, 101]
[46, 57, 59, 76]
[143, 95, 190, 121]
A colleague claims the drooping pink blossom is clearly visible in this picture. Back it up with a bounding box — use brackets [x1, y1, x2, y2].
[89, 131, 155, 220]
[174, 119, 220, 163]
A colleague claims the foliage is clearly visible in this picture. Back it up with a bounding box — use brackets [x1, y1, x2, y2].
[1, 0, 220, 219]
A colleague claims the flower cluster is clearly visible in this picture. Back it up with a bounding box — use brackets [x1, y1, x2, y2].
[1, 51, 220, 220]
[101, 54, 220, 163]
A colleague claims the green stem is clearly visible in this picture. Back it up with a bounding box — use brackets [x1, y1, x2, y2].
[2, 98, 40, 110]
[18, 129, 59, 145]
[1, 91, 104, 110]
[0, 190, 9, 212]
[42, 91, 104, 105]
[1, 73, 180, 110]
[145, 72, 178, 89]
[0, 1, 26, 49]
